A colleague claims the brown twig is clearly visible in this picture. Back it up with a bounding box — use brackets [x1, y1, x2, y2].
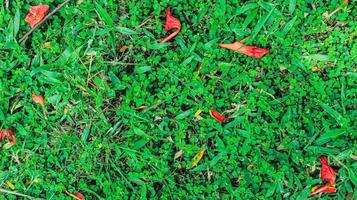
[0, 188, 45, 200]
[19, 0, 73, 43]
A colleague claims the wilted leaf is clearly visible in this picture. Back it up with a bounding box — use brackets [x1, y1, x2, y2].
[191, 149, 205, 168]
[6, 180, 15, 190]
[25, 4, 49, 28]
[174, 150, 183, 160]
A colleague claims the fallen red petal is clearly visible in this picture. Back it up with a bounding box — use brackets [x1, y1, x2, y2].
[209, 110, 226, 123]
[319, 157, 336, 185]
[32, 93, 45, 107]
[309, 184, 337, 197]
[25, 4, 49, 28]
[7, 130, 16, 145]
[161, 7, 181, 43]
[0, 129, 6, 142]
[75, 193, 84, 200]
[219, 41, 269, 59]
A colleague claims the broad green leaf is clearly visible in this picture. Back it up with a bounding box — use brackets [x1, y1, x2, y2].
[317, 101, 346, 127]
[132, 127, 152, 139]
[280, 16, 297, 35]
[81, 124, 91, 142]
[289, 0, 296, 14]
[175, 109, 193, 120]
[315, 129, 346, 145]
[109, 71, 126, 90]
[115, 27, 137, 35]
[148, 42, 170, 50]
[236, 3, 258, 15]
[13, 9, 20, 37]
[305, 146, 340, 154]
[180, 56, 194, 66]
[304, 54, 330, 61]
[132, 139, 149, 150]
[135, 66, 151, 74]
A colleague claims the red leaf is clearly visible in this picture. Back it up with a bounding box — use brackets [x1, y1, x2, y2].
[75, 193, 84, 200]
[7, 130, 16, 145]
[209, 110, 226, 123]
[319, 157, 336, 185]
[161, 7, 181, 43]
[0, 129, 6, 142]
[219, 41, 269, 59]
[309, 184, 337, 197]
[308, 157, 337, 198]
[32, 93, 47, 119]
[33, 93, 45, 107]
[0, 129, 16, 145]
[25, 4, 49, 28]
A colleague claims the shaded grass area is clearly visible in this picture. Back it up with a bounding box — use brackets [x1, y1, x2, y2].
[0, 0, 356, 199]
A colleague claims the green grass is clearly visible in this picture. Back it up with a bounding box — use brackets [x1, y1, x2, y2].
[0, 0, 356, 199]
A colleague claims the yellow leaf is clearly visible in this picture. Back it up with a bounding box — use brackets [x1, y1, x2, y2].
[2, 142, 14, 149]
[6, 180, 15, 190]
[191, 149, 205, 168]
[119, 45, 129, 53]
[43, 42, 52, 49]
[194, 109, 202, 117]
[311, 66, 318, 72]
[65, 190, 82, 200]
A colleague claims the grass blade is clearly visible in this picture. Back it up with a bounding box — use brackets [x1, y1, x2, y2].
[250, 9, 274, 40]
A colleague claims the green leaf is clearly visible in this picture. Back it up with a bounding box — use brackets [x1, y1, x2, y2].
[304, 54, 330, 62]
[289, 0, 296, 14]
[180, 56, 194, 66]
[305, 146, 340, 154]
[236, 3, 258, 15]
[115, 27, 137, 35]
[132, 139, 149, 150]
[135, 66, 151, 74]
[13, 9, 20, 37]
[280, 16, 297, 35]
[175, 109, 193, 120]
[315, 129, 346, 145]
[81, 124, 91, 142]
[250, 9, 274, 40]
[317, 101, 346, 127]
[132, 127, 153, 139]
[95, 2, 114, 27]
[148, 42, 170, 50]
[265, 181, 276, 197]
[109, 71, 126, 90]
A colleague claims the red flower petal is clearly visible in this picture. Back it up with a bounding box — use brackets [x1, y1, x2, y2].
[75, 193, 84, 200]
[219, 41, 269, 59]
[7, 130, 16, 145]
[209, 110, 226, 123]
[33, 94, 45, 107]
[0, 129, 6, 142]
[33, 93, 48, 119]
[161, 7, 181, 43]
[25, 4, 49, 28]
[319, 157, 336, 185]
[309, 184, 337, 197]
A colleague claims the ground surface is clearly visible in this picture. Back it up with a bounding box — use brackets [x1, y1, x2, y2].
[0, 0, 356, 199]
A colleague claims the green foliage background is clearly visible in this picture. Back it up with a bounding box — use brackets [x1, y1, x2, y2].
[0, 0, 356, 199]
